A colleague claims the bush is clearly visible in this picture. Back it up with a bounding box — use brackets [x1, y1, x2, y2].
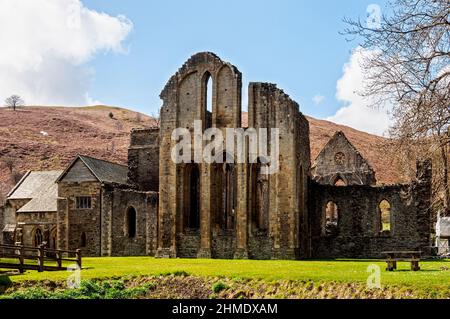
[0, 279, 157, 300]
[212, 281, 228, 294]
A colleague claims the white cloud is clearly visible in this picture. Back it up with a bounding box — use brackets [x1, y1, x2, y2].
[312, 94, 325, 105]
[327, 47, 392, 136]
[0, 0, 133, 106]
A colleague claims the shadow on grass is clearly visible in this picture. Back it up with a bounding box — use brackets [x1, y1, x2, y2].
[0, 275, 12, 293]
[385, 269, 441, 273]
[304, 258, 380, 262]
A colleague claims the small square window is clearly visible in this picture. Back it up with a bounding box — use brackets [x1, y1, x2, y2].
[76, 196, 92, 209]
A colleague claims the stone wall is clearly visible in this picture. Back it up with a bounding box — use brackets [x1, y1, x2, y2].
[157, 52, 312, 260]
[309, 160, 432, 258]
[176, 231, 200, 258]
[312, 131, 376, 186]
[16, 212, 57, 247]
[128, 128, 160, 192]
[102, 188, 158, 256]
[248, 82, 311, 259]
[2, 199, 28, 245]
[157, 52, 243, 258]
[57, 181, 102, 256]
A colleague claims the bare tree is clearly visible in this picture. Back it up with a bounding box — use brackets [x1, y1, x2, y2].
[343, 0, 450, 215]
[1, 156, 15, 174]
[11, 171, 24, 184]
[5, 95, 25, 111]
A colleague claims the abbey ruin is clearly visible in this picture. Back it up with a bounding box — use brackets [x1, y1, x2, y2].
[0, 52, 433, 259]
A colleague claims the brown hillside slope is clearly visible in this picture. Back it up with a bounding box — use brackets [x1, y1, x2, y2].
[0, 106, 406, 202]
[0, 106, 156, 201]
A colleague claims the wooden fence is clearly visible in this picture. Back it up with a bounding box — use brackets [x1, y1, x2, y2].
[0, 244, 81, 273]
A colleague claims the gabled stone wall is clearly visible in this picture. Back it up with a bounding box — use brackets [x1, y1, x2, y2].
[312, 131, 376, 186]
[57, 181, 102, 256]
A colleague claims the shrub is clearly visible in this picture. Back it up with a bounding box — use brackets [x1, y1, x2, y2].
[212, 281, 228, 294]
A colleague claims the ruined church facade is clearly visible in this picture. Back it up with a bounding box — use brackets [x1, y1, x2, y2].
[156, 53, 310, 259]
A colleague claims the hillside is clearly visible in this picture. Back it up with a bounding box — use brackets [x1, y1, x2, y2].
[0, 106, 406, 202]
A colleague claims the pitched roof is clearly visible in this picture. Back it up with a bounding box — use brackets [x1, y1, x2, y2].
[7, 170, 62, 213]
[57, 155, 129, 186]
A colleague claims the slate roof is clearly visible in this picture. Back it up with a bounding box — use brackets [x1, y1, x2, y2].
[7, 170, 62, 213]
[57, 155, 129, 186]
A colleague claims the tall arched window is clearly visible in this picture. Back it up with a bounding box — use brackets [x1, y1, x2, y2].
[256, 157, 269, 231]
[379, 200, 391, 232]
[184, 164, 200, 230]
[127, 207, 137, 238]
[202, 71, 213, 114]
[213, 152, 236, 231]
[34, 228, 43, 247]
[80, 232, 87, 248]
[206, 73, 213, 113]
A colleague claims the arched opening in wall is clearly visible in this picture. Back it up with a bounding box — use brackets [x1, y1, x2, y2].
[33, 228, 43, 247]
[379, 200, 391, 233]
[184, 164, 201, 230]
[80, 232, 87, 248]
[127, 207, 137, 238]
[201, 71, 213, 129]
[323, 201, 339, 236]
[206, 73, 213, 113]
[213, 152, 236, 231]
[251, 157, 269, 231]
[334, 178, 346, 186]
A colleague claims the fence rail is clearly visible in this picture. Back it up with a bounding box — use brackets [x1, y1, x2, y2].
[0, 244, 81, 273]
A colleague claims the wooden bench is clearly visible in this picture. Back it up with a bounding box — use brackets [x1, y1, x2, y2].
[382, 251, 421, 271]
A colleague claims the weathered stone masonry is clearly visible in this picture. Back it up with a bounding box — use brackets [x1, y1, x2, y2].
[309, 160, 432, 258]
[1, 52, 433, 259]
[155, 52, 431, 259]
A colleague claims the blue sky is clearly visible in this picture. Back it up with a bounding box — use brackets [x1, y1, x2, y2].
[0, 0, 392, 135]
[84, 0, 387, 119]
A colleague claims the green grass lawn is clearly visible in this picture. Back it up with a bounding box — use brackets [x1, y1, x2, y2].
[2, 257, 450, 291]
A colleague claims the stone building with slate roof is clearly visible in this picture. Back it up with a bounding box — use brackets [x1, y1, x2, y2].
[56, 155, 158, 257]
[2, 170, 62, 247]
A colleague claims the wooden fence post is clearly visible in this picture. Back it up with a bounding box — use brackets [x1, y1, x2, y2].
[56, 251, 62, 269]
[38, 244, 44, 272]
[18, 246, 24, 274]
[76, 249, 82, 269]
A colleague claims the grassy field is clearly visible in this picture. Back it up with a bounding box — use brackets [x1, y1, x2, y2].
[2, 257, 450, 290]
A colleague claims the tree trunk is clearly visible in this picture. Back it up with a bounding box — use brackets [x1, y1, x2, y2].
[440, 143, 450, 216]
